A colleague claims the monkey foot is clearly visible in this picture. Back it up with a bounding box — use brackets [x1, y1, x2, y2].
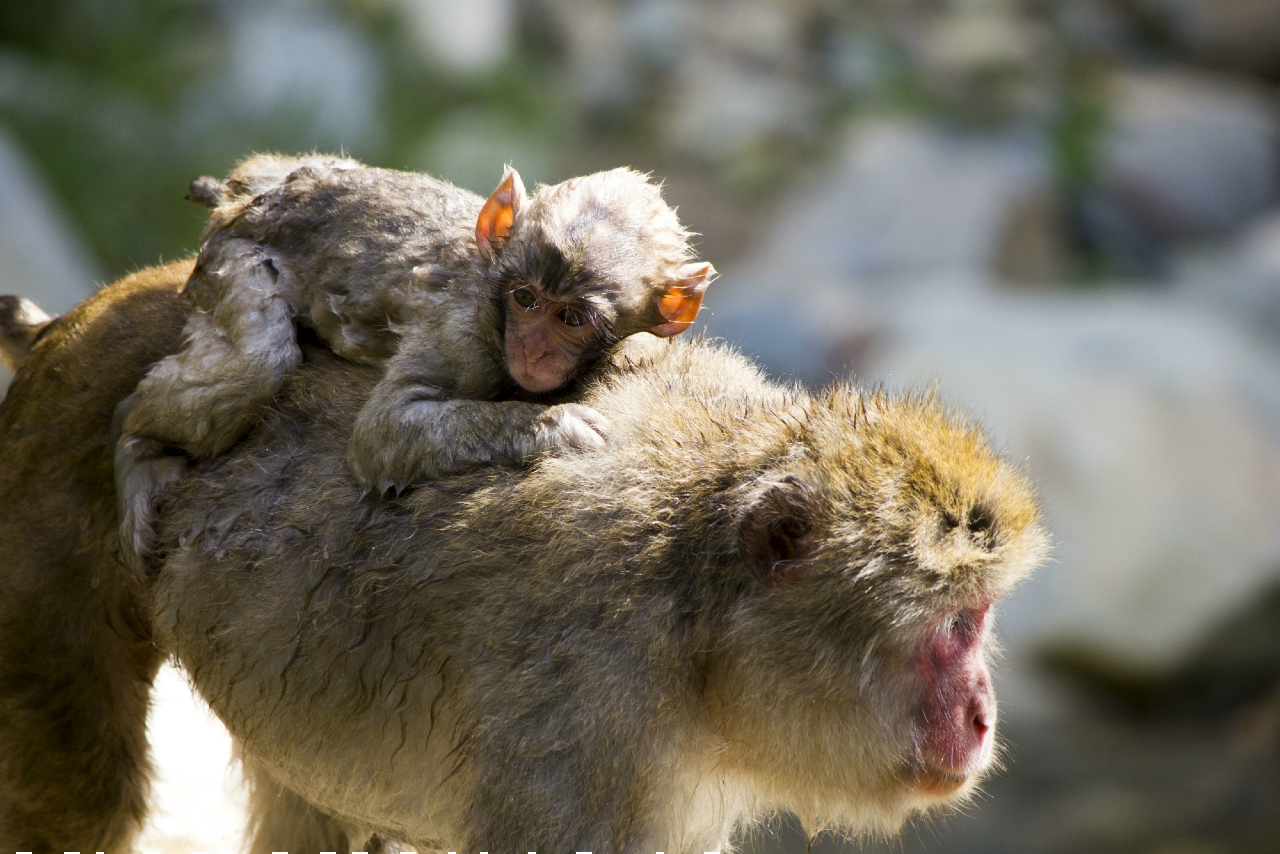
[115, 438, 188, 579]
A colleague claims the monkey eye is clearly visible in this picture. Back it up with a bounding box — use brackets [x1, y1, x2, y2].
[512, 288, 537, 308]
[559, 307, 588, 327]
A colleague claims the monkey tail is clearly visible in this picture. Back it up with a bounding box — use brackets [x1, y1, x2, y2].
[0, 295, 54, 371]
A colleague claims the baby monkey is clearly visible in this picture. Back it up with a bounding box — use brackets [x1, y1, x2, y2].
[116, 155, 714, 572]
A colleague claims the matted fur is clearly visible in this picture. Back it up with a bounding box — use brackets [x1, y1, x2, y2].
[115, 155, 710, 572]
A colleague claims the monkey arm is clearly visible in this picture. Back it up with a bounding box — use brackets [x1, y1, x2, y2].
[346, 319, 608, 492]
[347, 379, 607, 494]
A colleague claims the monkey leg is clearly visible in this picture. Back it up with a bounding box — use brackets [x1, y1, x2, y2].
[242, 759, 356, 854]
[0, 577, 161, 853]
[348, 386, 610, 493]
[115, 240, 300, 575]
[114, 431, 188, 577]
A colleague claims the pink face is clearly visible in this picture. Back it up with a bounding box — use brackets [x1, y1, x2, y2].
[504, 284, 602, 393]
[911, 601, 996, 795]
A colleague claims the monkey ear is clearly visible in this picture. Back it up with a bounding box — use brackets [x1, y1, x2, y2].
[739, 474, 817, 585]
[651, 262, 715, 338]
[476, 167, 527, 262]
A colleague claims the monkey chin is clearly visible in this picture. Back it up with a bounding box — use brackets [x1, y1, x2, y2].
[909, 762, 975, 797]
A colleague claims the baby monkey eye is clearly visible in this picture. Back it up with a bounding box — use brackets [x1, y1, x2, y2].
[512, 288, 536, 308]
[559, 307, 587, 327]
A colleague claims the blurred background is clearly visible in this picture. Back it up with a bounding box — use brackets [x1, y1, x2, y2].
[3, 0, 1280, 852]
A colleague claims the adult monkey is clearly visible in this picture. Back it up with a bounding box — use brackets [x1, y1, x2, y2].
[0, 266, 1047, 851]
[0, 264, 192, 850]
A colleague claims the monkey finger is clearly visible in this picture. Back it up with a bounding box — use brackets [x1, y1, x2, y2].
[531, 405, 608, 455]
[557, 403, 611, 437]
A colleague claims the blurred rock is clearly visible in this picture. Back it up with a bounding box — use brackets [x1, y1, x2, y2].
[864, 292, 1280, 672]
[1054, 0, 1136, 58]
[550, 0, 634, 116]
[994, 187, 1072, 285]
[0, 127, 99, 396]
[622, 0, 691, 70]
[198, 4, 385, 154]
[908, 7, 1049, 121]
[398, 0, 515, 76]
[1175, 209, 1280, 344]
[411, 108, 553, 196]
[699, 275, 885, 389]
[664, 54, 816, 164]
[1137, 0, 1280, 77]
[1087, 70, 1279, 250]
[709, 278, 1280, 672]
[743, 120, 1062, 292]
[688, 0, 805, 74]
[1073, 189, 1166, 278]
[824, 30, 896, 97]
[662, 1, 813, 162]
[1044, 579, 1280, 721]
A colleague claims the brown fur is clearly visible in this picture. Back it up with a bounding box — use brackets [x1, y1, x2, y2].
[0, 265, 1046, 851]
[0, 261, 190, 851]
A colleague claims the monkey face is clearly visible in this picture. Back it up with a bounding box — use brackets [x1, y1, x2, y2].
[502, 282, 609, 393]
[486, 166, 714, 377]
[713, 391, 1047, 831]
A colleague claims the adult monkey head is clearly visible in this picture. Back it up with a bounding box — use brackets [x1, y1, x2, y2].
[474, 166, 714, 393]
[721, 399, 1046, 825]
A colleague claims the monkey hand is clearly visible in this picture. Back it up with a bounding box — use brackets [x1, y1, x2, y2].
[529, 403, 610, 458]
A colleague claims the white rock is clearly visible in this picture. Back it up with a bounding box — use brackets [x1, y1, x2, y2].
[744, 120, 1056, 291]
[134, 663, 248, 854]
[397, 0, 515, 76]
[866, 292, 1280, 671]
[1099, 70, 1279, 237]
[1175, 209, 1280, 343]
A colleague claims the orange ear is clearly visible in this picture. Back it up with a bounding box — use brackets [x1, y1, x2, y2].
[652, 262, 715, 338]
[476, 167, 526, 261]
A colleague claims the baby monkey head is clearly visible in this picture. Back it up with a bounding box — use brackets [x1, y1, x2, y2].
[475, 166, 715, 393]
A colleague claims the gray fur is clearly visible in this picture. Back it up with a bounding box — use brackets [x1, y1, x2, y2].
[153, 335, 1048, 851]
[115, 154, 705, 573]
